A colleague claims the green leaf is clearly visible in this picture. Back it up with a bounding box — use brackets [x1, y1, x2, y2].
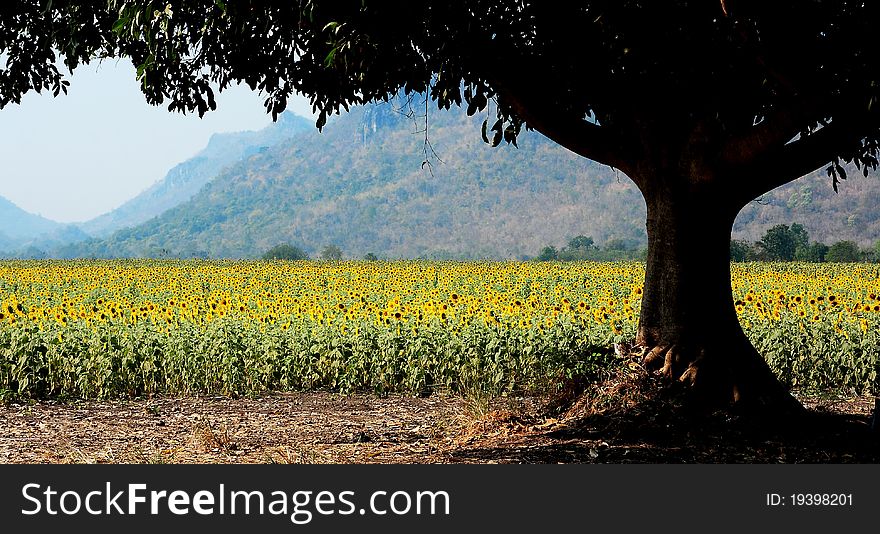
[111, 17, 129, 34]
[324, 48, 337, 67]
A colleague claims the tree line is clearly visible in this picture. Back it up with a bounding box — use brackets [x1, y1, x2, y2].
[262, 243, 379, 261]
[534, 236, 646, 262]
[267, 225, 880, 264]
[731, 223, 880, 263]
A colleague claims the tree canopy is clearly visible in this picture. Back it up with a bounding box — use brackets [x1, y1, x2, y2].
[757, 223, 808, 261]
[825, 240, 861, 262]
[320, 244, 343, 261]
[3, 2, 878, 196]
[262, 243, 309, 261]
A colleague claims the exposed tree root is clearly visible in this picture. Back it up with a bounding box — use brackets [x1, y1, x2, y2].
[534, 359, 874, 463]
[634, 338, 806, 418]
[539, 363, 877, 461]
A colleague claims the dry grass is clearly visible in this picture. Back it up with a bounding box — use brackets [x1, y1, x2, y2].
[1, 379, 877, 464]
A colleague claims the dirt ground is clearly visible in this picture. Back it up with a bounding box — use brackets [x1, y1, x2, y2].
[2, 379, 879, 464]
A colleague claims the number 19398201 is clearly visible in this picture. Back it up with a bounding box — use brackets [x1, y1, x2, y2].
[767, 493, 853, 506]
[791, 494, 853, 506]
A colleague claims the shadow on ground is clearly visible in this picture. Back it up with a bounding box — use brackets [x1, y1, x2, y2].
[445, 373, 880, 463]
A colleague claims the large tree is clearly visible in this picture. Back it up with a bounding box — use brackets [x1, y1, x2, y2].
[757, 223, 808, 261]
[3, 1, 879, 413]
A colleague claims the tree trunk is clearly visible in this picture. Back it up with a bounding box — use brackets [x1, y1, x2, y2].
[632, 174, 803, 414]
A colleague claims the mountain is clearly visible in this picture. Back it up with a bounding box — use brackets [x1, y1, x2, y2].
[63, 102, 647, 259]
[0, 231, 15, 253]
[0, 195, 62, 241]
[733, 167, 880, 247]
[0, 196, 98, 257]
[56, 100, 880, 260]
[77, 111, 313, 237]
[0, 196, 86, 256]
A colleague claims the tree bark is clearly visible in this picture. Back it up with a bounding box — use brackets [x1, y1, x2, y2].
[632, 169, 803, 414]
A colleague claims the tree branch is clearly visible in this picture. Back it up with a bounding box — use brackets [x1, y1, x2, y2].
[499, 86, 630, 172]
[732, 111, 876, 203]
[720, 99, 820, 168]
[488, 73, 633, 175]
[463, 32, 634, 176]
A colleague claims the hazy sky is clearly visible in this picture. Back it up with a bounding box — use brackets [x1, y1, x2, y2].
[0, 60, 315, 223]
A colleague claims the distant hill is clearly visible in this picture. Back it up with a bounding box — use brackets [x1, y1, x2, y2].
[0, 195, 62, 241]
[77, 111, 313, 237]
[45, 99, 880, 260]
[733, 167, 880, 247]
[0, 196, 91, 257]
[63, 102, 648, 259]
[0, 231, 15, 253]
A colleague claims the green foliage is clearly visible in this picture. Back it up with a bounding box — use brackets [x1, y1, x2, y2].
[558, 236, 596, 261]
[754, 223, 819, 262]
[320, 245, 343, 261]
[557, 250, 588, 261]
[826, 241, 862, 263]
[544, 236, 646, 262]
[753, 315, 880, 395]
[593, 239, 647, 261]
[795, 242, 829, 263]
[2, 260, 878, 401]
[568, 235, 596, 251]
[50, 1, 878, 185]
[732, 225, 877, 264]
[363, 252, 379, 261]
[604, 238, 631, 252]
[730, 240, 752, 262]
[790, 223, 810, 251]
[262, 244, 309, 261]
[0, 310, 613, 401]
[758, 224, 805, 261]
[535, 246, 558, 261]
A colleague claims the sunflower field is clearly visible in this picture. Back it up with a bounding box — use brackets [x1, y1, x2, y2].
[0, 260, 878, 400]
